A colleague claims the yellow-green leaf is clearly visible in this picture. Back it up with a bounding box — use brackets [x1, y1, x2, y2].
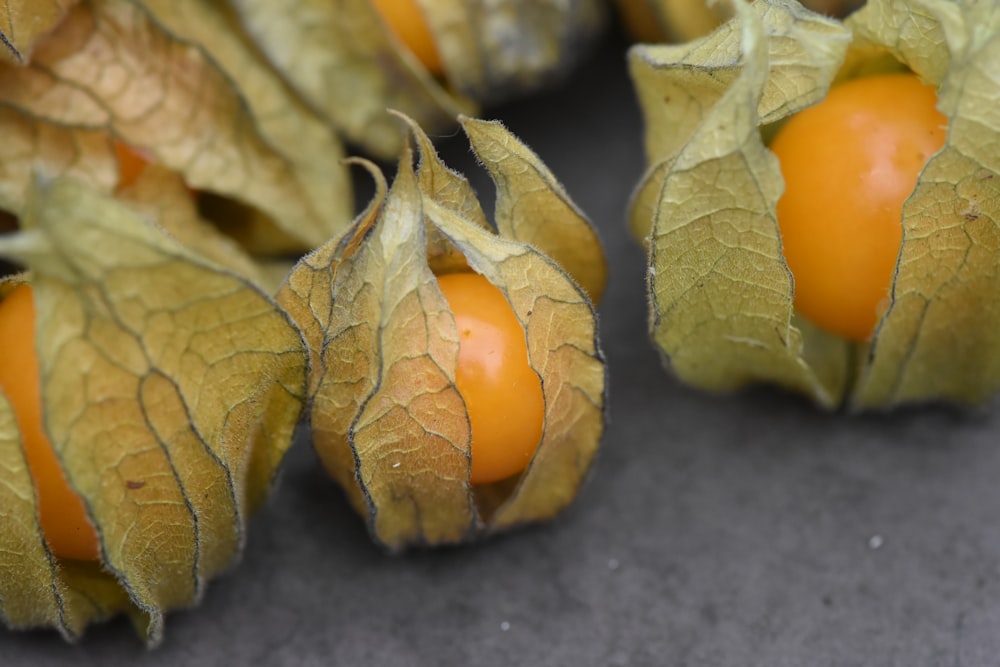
[0, 178, 307, 643]
[135, 0, 352, 251]
[0, 280, 135, 641]
[839, 0, 957, 86]
[116, 165, 265, 287]
[0, 107, 276, 289]
[397, 111, 487, 276]
[0, 0, 348, 252]
[278, 160, 387, 399]
[0, 387, 69, 635]
[460, 116, 608, 305]
[852, 0, 1000, 407]
[629, 0, 851, 408]
[231, 0, 472, 160]
[630, 0, 1000, 409]
[287, 154, 476, 550]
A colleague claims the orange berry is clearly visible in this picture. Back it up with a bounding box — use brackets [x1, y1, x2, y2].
[437, 273, 544, 485]
[114, 140, 151, 191]
[371, 0, 444, 76]
[771, 73, 947, 341]
[0, 284, 99, 561]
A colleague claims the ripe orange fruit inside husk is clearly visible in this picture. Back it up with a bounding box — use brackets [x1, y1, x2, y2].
[0, 284, 100, 561]
[771, 73, 947, 341]
[437, 273, 544, 485]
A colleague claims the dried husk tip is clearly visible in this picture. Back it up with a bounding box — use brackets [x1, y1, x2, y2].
[628, 0, 1000, 409]
[278, 113, 607, 551]
[0, 178, 308, 644]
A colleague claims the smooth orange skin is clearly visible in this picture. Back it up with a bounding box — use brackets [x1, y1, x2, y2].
[0, 285, 99, 561]
[771, 73, 947, 342]
[114, 140, 150, 190]
[371, 0, 443, 76]
[437, 273, 544, 485]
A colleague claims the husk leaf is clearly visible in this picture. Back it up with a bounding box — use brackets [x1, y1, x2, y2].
[135, 0, 352, 253]
[0, 0, 77, 65]
[1, 362, 140, 637]
[231, 0, 605, 160]
[459, 116, 608, 305]
[277, 159, 388, 401]
[0, 381, 74, 636]
[849, 0, 1000, 408]
[0, 178, 307, 644]
[231, 0, 472, 161]
[116, 165, 265, 287]
[629, 0, 1000, 409]
[629, 0, 851, 408]
[279, 115, 605, 550]
[0, 104, 271, 291]
[0, 0, 350, 254]
[0, 107, 116, 211]
[283, 151, 477, 550]
[400, 111, 487, 277]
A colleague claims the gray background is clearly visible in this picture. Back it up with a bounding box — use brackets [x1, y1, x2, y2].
[3, 26, 1000, 667]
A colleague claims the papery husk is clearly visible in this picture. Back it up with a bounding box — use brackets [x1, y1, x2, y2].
[279, 115, 606, 551]
[0, 178, 307, 644]
[0, 0, 78, 64]
[0, 0, 352, 257]
[114, 165, 266, 287]
[232, 0, 606, 160]
[0, 107, 117, 206]
[844, 0, 1000, 408]
[628, 0, 1000, 409]
[0, 108, 275, 291]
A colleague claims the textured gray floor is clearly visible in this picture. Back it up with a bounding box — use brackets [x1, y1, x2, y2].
[3, 29, 1000, 667]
